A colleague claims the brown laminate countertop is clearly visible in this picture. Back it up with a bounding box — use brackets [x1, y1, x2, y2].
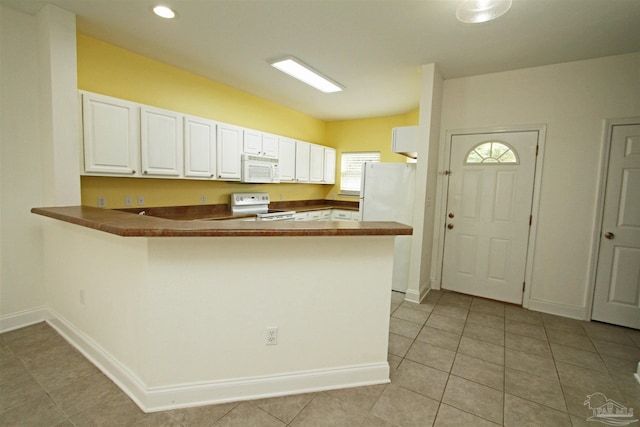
[31, 205, 412, 237]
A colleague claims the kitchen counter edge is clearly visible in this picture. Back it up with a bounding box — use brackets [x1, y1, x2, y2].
[31, 206, 413, 237]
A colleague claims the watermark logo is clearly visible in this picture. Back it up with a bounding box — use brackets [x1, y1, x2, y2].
[584, 392, 638, 426]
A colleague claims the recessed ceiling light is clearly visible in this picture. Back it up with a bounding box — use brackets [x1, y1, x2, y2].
[456, 0, 512, 24]
[270, 57, 343, 93]
[153, 5, 176, 19]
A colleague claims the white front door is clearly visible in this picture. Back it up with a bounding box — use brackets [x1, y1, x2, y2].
[592, 122, 640, 329]
[442, 131, 538, 304]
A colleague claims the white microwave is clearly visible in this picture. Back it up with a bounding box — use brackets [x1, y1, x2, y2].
[241, 154, 280, 183]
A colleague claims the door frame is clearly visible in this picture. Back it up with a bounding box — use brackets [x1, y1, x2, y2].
[431, 124, 547, 308]
[586, 117, 640, 321]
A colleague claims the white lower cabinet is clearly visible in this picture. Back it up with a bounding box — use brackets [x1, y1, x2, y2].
[81, 91, 139, 176]
[184, 116, 216, 179]
[331, 210, 358, 221]
[307, 211, 323, 221]
[140, 106, 183, 177]
[296, 209, 357, 221]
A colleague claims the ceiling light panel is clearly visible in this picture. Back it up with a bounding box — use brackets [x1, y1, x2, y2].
[270, 57, 343, 93]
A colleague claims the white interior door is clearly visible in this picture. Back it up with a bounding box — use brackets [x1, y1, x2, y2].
[592, 122, 640, 329]
[442, 131, 538, 304]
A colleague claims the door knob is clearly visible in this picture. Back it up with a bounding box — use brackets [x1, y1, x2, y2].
[448, 213, 455, 218]
[604, 232, 614, 240]
[447, 223, 454, 230]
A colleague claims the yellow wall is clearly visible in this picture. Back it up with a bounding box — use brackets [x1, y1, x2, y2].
[324, 112, 418, 201]
[77, 34, 417, 207]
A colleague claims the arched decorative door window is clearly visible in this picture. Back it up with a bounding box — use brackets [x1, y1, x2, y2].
[465, 141, 519, 164]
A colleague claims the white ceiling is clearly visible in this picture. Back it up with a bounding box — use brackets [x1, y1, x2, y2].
[3, 0, 639, 121]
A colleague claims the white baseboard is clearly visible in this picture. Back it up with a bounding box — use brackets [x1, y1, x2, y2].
[0, 306, 51, 333]
[404, 279, 433, 304]
[45, 308, 390, 413]
[527, 298, 589, 320]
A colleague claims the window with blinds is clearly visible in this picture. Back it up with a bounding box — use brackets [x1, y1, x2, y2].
[340, 152, 380, 196]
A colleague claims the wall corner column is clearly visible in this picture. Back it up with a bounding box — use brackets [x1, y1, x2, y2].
[406, 63, 444, 303]
[37, 4, 81, 206]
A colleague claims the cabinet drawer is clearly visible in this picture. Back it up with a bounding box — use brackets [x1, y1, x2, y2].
[307, 211, 323, 221]
[331, 210, 354, 220]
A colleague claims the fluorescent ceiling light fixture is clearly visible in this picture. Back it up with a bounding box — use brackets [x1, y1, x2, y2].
[153, 5, 176, 19]
[456, 0, 512, 24]
[270, 57, 343, 93]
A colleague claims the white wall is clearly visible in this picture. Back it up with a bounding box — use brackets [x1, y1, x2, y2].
[406, 64, 443, 303]
[438, 53, 640, 318]
[43, 219, 394, 411]
[0, 4, 80, 329]
[0, 5, 45, 321]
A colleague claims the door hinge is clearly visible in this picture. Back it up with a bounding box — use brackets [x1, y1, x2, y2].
[523, 281, 526, 292]
[529, 215, 533, 226]
[535, 145, 539, 156]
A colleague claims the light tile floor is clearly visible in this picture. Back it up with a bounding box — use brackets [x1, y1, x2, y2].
[1, 290, 639, 426]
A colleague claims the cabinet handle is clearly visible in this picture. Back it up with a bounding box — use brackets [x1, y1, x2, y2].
[143, 170, 148, 175]
[131, 170, 136, 174]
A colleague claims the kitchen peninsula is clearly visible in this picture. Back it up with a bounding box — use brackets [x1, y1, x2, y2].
[31, 205, 412, 413]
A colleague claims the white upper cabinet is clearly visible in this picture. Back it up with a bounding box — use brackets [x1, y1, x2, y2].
[217, 123, 243, 180]
[243, 129, 262, 156]
[261, 133, 279, 158]
[324, 147, 336, 184]
[80, 91, 336, 184]
[295, 141, 310, 183]
[184, 115, 216, 179]
[140, 106, 184, 177]
[309, 144, 325, 183]
[278, 137, 296, 182]
[81, 92, 139, 176]
[244, 130, 279, 158]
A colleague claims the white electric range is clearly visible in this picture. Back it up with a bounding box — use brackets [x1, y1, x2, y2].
[230, 193, 296, 221]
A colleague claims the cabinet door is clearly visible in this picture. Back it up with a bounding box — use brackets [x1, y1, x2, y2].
[309, 144, 325, 183]
[217, 124, 242, 180]
[278, 137, 296, 182]
[141, 106, 183, 177]
[243, 129, 262, 155]
[262, 133, 279, 158]
[82, 92, 139, 176]
[323, 148, 336, 184]
[184, 116, 216, 179]
[295, 141, 310, 183]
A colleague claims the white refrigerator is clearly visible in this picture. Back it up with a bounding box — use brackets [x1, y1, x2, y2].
[360, 162, 416, 292]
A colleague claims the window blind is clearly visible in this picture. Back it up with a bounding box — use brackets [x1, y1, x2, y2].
[340, 151, 380, 195]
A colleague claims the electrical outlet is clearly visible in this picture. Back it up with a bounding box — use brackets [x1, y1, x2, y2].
[137, 195, 145, 206]
[125, 196, 132, 207]
[201, 195, 206, 204]
[266, 327, 278, 345]
[97, 196, 106, 208]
